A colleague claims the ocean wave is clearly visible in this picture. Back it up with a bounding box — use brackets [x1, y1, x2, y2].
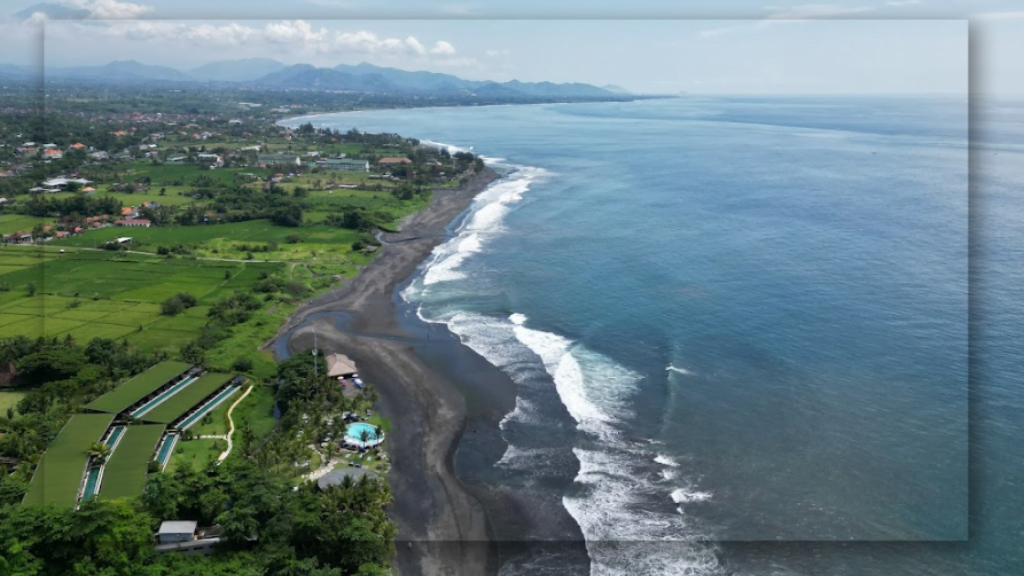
[420, 165, 548, 286]
[564, 448, 724, 576]
[654, 453, 681, 467]
[671, 488, 713, 505]
[666, 364, 696, 376]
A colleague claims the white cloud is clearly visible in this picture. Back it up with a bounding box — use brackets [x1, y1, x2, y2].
[887, 0, 923, 6]
[485, 49, 510, 57]
[430, 41, 456, 55]
[59, 0, 154, 19]
[406, 36, 426, 54]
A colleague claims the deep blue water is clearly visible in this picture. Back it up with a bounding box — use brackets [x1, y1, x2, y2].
[284, 96, 1024, 576]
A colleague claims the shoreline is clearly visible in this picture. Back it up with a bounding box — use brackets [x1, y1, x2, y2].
[268, 166, 512, 576]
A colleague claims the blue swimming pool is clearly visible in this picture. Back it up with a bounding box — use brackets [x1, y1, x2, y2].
[345, 422, 383, 448]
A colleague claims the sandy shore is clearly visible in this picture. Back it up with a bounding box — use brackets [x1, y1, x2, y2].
[270, 167, 504, 576]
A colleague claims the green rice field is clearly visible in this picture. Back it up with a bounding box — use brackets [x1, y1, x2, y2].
[85, 361, 191, 414]
[22, 413, 114, 507]
[98, 424, 165, 500]
[0, 247, 282, 353]
[139, 372, 233, 425]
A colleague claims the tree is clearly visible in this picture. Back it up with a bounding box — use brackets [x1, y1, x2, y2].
[25, 283, 35, 297]
[86, 441, 111, 464]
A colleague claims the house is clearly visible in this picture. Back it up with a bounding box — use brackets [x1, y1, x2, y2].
[121, 206, 138, 219]
[89, 151, 109, 161]
[81, 187, 96, 194]
[378, 157, 412, 166]
[325, 353, 359, 379]
[318, 158, 369, 172]
[154, 521, 221, 556]
[69, 142, 86, 151]
[257, 154, 301, 168]
[43, 149, 64, 160]
[114, 219, 151, 228]
[2, 231, 32, 244]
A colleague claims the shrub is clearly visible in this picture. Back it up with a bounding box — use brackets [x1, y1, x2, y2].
[232, 358, 254, 373]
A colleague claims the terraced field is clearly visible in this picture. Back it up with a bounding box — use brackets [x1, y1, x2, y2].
[139, 372, 234, 425]
[98, 424, 165, 500]
[22, 413, 114, 507]
[86, 360, 192, 414]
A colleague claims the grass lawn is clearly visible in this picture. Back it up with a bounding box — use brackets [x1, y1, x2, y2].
[0, 391, 26, 417]
[190, 395, 232, 436]
[230, 384, 277, 440]
[166, 438, 223, 473]
[0, 215, 55, 236]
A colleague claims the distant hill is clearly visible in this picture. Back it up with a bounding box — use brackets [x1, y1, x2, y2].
[188, 58, 287, 82]
[51, 60, 187, 82]
[256, 62, 616, 98]
[31, 58, 627, 100]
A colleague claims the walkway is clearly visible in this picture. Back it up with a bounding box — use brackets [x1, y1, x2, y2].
[214, 385, 253, 465]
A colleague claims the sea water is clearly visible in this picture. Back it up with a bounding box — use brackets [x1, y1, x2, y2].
[285, 96, 1024, 575]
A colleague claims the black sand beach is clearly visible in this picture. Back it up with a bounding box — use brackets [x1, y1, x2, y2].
[268, 167, 520, 576]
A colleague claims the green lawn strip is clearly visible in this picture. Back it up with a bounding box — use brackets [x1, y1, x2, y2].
[85, 360, 192, 414]
[166, 438, 223, 473]
[138, 372, 233, 424]
[230, 384, 276, 441]
[0, 391, 26, 416]
[23, 413, 115, 507]
[189, 396, 231, 436]
[98, 424, 165, 500]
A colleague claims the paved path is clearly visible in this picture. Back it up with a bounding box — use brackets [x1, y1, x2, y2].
[215, 385, 253, 464]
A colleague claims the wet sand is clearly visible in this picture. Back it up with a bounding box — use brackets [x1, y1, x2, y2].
[269, 167, 513, 576]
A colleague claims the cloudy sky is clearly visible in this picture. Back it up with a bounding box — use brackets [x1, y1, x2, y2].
[0, 0, 1019, 95]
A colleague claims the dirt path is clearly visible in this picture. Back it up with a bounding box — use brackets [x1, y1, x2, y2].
[215, 385, 253, 464]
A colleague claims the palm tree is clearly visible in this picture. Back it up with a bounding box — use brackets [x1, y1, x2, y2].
[86, 441, 111, 465]
[359, 429, 371, 447]
[373, 426, 382, 442]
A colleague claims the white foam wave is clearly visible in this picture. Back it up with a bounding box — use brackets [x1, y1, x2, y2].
[514, 314, 642, 431]
[671, 488, 713, 505]
[667, 364, 696, 376]
[564, 448, 723, 576]
[655, 453, 681, 467]
[420, 165, 547, 286]
[419, 138, 471, 154]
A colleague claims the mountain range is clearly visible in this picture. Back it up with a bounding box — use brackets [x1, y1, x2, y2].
[1, 58, 632, 99]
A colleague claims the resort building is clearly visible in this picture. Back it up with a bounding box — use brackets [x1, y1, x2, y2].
[317, 158, 369, 172]
[114, 219, 152, 228]
[326, 353, 359, 379]
[257, 154, 301, 168]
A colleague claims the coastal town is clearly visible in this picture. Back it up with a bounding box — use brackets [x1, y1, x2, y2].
[0, 83, 492, 575]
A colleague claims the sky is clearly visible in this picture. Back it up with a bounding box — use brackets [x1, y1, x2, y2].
[0, 0, 1019, 95]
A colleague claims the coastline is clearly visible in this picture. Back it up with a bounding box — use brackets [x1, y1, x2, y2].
[268, 166, 512, 576]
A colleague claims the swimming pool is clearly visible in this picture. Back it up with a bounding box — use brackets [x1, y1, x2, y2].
[345, 422, 384, 448]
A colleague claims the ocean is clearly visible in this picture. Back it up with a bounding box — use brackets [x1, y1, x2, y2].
[284, 95, 1024, 575]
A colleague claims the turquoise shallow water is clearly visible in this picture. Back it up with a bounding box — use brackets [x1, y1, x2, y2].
[284, 96, 1023, 575]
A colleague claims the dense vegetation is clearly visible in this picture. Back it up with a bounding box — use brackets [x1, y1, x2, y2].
[0, 82, 487, 576]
